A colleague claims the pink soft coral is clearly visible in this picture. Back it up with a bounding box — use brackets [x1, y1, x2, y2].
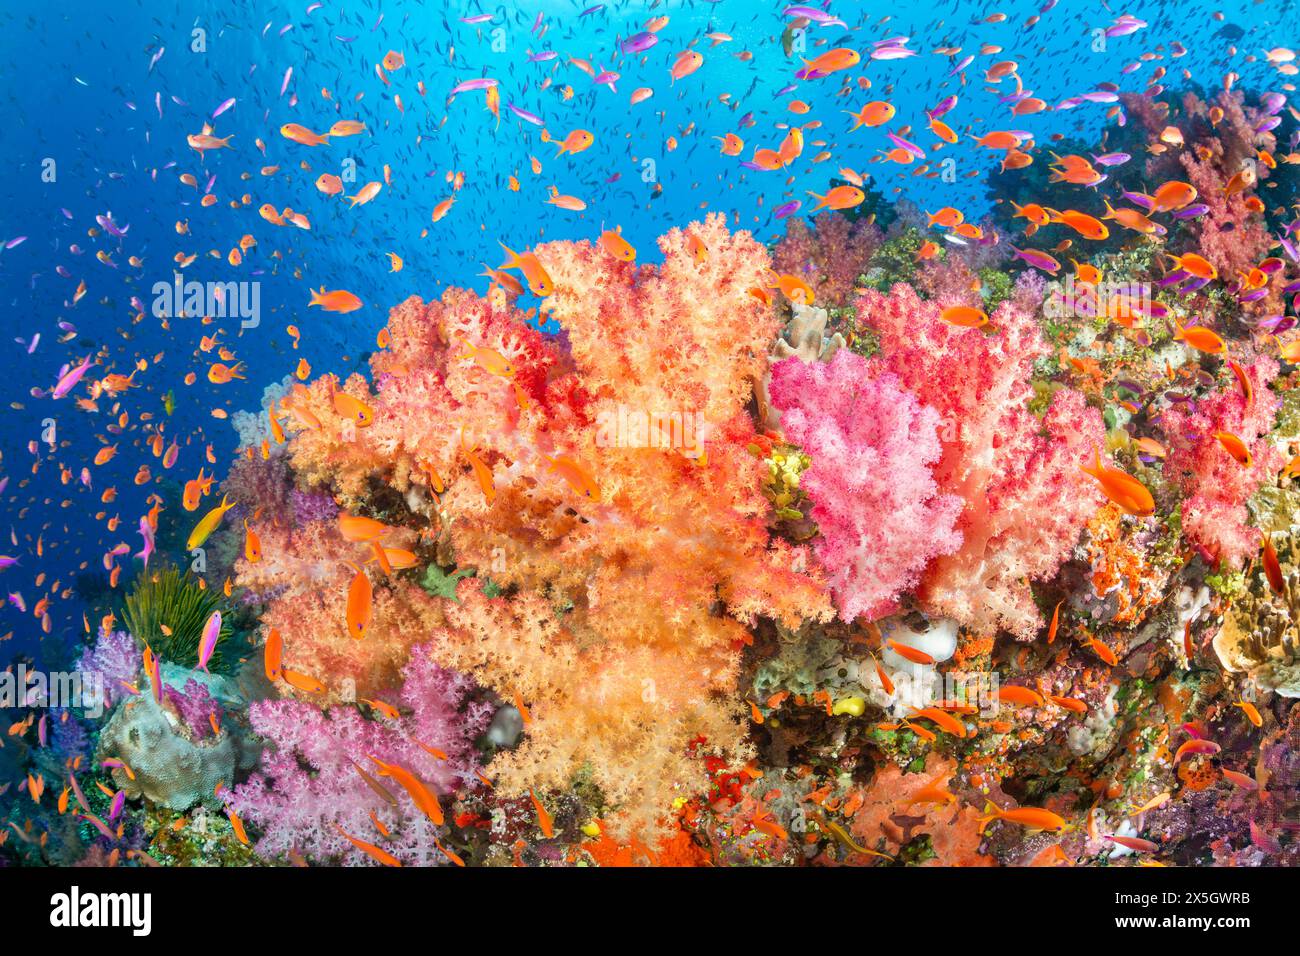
[1159, 356, 1282, 567]
[858, 283, 1106, 638]
[229, 647, 491, 865]
[768, 350, 963, 622]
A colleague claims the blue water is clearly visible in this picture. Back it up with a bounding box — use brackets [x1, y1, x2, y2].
[0, 0, 1293, 661]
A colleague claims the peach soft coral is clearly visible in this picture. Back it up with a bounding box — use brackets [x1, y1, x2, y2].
[259, 214, 833, 837]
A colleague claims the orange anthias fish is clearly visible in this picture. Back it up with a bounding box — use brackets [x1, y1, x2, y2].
[530, 789, 555, 838]
[807, 185, 865, 211]
[264, 627, 282, 682]
[338, 513, 392, 542]
[1261, 533, 1287, 596]
[371, 758, 444, 826]
[336, 824, 402, 866]
[542, 453, 600, 502]
[346, 565, 373, 639]
[498, 242, 554, 297]
[978, 802, 1070, 834]
[598, 229, 636, 262]
[243, 519, 262, 562]
[940, 305, 989, 328]
[455, 338, 516, 379]
[280, 123, 330, 146]
[1080, 452, 1155, 517]
[1214, 431, 1252, 468]
[846, 100, 895, 130]
[309, 287, 363, 313]
[1173, 323, 1225, 354]
[461, 428, 496, 504]
[332, 390, 374, 428]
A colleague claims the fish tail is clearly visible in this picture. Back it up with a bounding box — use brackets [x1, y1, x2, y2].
[498, 241, 522, 271]
[977, 800, 1001, 834]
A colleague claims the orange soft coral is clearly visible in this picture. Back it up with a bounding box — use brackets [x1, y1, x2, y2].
[259, 215, 832, 837]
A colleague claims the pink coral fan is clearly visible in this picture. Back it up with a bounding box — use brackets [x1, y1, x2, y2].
[768, 350, 963, 622]
[229, 648, 491, 865]
[1159, 356, 1282, 567]
[771, 211, 882, 308]
[857, 283, 1106, 638]
[247, 214, 832, 836]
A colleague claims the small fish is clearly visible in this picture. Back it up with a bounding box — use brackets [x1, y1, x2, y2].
[187, 494, 236, 550]
[196, 611, 222, 672]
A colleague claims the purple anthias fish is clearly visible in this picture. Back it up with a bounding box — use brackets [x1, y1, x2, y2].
[1105, 15, 1147, 37]
[136, 516, 155, 569]
[1170, 204, 1210, 219]
[774, 200, 802, 218]
[621, 31, 657, 54]
[507, 102, 544, 126]
[1120, 188, 1156, 212]
[1011, 246, 1061, 273]
[51, 356, 95, 400]
[1261, 92, 1287, 115]
[197, 611, 222, 673]
[449, 77, 497, 97]
[887, 132, 925, 160]
[871, 45, 915, 61]
[929, 95, 958, 118]
[948, 54, 975, 76]
[0, 556, 19, 571]
[1091, 152, 1131, 166]
[783, 5, 846, 27]
[95, 213, 129, 238]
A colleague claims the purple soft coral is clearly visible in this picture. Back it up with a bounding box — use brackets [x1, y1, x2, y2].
[229, 646, 493, 865]
[77, 629, 142, 709]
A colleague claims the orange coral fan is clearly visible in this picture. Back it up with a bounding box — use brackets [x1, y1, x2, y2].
[261, 214, 833, 837]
